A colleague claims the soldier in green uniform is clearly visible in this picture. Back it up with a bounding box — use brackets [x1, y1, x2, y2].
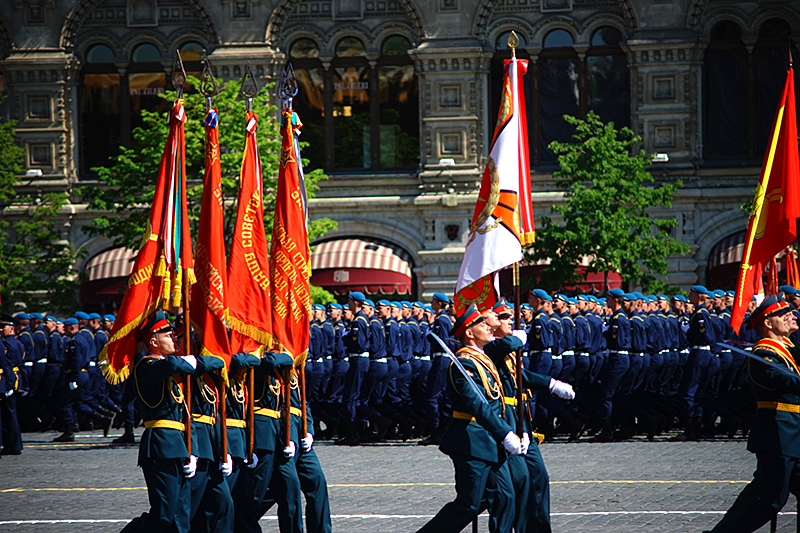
[416, 303, 522, 533]
[485, 300, 575, 533]
[121, 311, 198, 533]
[706, 295, 800, 533]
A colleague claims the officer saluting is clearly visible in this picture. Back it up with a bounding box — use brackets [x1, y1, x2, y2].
[121, 311, 198, 533]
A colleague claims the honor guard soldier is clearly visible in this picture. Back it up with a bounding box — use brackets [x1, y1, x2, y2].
[572, 297, 592, 384]
[706, 296, 800, 533]
[415, 304, 521, 533]
[1, 315, 24, 455]
[419, 293, 454, 445]
[319, 303, 346, 439]
[525, 289, 553, 420]
[337, 292, 370, 446]
[120, 311, 197, 533]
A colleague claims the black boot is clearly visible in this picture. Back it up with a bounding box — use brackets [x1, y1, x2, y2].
[334, 424, 360, 446]
[53, 429, 75, 443]
[93, 412, 112, 437]
[112, 424, 135, 444]
[671, 417, 700, 442]
[418, 423, 444, 446]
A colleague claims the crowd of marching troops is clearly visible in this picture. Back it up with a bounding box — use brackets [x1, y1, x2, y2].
[0, 282, 786, 454]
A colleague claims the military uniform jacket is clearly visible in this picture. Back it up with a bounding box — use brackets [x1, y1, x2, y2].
[77, 327, 97, 362]
[321, 320, 335, 358]
[190, 356, 225, 462]
[48, 331, 64, 365]
[383, 317, 400, 358]
[485, 336, 552, 433]
[0, 341, 7, 395]
[527, 310, 552, 353]
[573, 313, 590, 353]
[605, 309, 632, 351]
[4, 336, 26, 391]
[630, 312, 648, 353]
[369, 316, 387, 359]
[93, 329, 108, 355]
[431, 311, 454, 353]
[223, 353, 260, 460]
[18, 327, 34, 362]
[331, 319, 346, 360]
[134, 353, 195, 463]
[687, 304, 715, 347]
[33, 326, 49, 363]
[439, 346, 514, 464]
[746, 337, 800, 458]
[344, 311, 370, 355]
[252, 351, 294, 453]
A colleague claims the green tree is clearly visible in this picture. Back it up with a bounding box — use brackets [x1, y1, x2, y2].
[0, 99, 80, 312]
[82, 76, 336, 251]
[527, 111, 689, 293]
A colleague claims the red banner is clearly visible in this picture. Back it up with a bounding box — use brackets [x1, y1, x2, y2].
[731, 65, 800, 333]
[100, 99, 194, 383]
[227, 112, 273, 354]
[191, 108, 232, 376]
[269, 110, 310, 359]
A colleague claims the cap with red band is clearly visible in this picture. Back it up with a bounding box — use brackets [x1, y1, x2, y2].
[139, 310, 173, 340]
[492, 299, 512, 318]
[453, 303, 487, 338]
[746, 295, 792, 327]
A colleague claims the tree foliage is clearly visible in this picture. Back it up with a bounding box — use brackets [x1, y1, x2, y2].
[0, 103, 80, 312]
[527, 112, 689, 292]
[82, 76, 336, 251]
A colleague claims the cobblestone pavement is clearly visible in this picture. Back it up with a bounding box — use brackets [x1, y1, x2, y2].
[0, 430, 796, 532]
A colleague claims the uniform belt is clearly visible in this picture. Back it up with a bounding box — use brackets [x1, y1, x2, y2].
[24, 361, 33, 367]
[503, 394, 528, 406]
[690, 345, 710, 350]
[0, 368, 3, 373]
[290, 406, 302, 417]
[757, 401, 800, 413]
[144, 420, 186, 431]
[432, 352, 446, 357]
[88, 361, 97, 367]
[658, 350, 669, 355]
[254, 407, 281, 419]
[226, 419, 246, 428]
[680, 349, 690, 354]
[609, 350, 629, 355]
[561, 350, 574, 356]
[632, 352, 644, 357]
[720, 350, 732, 354]
[36, 358, 47, 364]
[418, 355, 431, 361]
[551, 354, 562, 360]
[348, 352, 369, 358]
[578, 352, 590, 357]
[452, 410, 476, 422]
[192, 414, 215, 425]
[373, 358, 388, 363]
[324, 356, 332, 360]
[532, 350, 551, 355]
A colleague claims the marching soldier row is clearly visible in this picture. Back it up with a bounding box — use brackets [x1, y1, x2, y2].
[299, 285, 768, 445]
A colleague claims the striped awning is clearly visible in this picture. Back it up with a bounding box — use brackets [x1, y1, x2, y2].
[310, 238, 413, 295]
[85, 247, 136, 281]
[708, 230, 747, 270]
[310, 238, 412, 277]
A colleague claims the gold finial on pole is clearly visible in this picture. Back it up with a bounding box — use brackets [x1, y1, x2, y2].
[508, 31, 519, 59]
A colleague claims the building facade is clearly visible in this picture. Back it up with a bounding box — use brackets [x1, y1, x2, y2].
[0, 0, 797, 307]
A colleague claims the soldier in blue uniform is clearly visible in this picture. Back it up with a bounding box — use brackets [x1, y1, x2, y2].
[673, 285, 716, 441]
[705, 295, 800, 533]
[120, 311, 198, 533]
[1, 315, 24, 455]
[415, 303, 521, 533]
[592, 288, 631, 442]
[419, 292, 453, 446]
[36, 316, 62, 431]
[319, 303, 345, 440]
[337, 292, 370, 445]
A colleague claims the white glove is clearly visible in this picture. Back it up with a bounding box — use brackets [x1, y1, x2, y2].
[521, 433, 530, 455]
[283, 441, 296, 458]
[181, 355, 197, 370]
[183, 455, 197, 478]
[549, 378, 575, 400]
[512, 329, 528, 345]
[69, 381, 78, 391]
[220, 454, 233, 476]
[601, 323, 609, 332]
[4, 389, 12, 397]
[245, 453, 258, 469]
[681, 323, 690, 333]
[301, 433, 313, 452]
[502, 431, 523, 455]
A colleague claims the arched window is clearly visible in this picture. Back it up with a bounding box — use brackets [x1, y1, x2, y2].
[539, 29, 579, 163]
[287, 33, 419, 172]
[587, 27, 629, 129]
[78, 39, 205, 177]
[703, 21, 746, 161]
[79, 44, 121, 175]
[703, 18, 797, 163]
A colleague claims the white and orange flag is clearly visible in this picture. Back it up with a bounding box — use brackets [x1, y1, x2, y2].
[454, 54, 535, 314]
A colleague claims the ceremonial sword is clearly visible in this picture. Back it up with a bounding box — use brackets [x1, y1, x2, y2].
[718, 342, 800, 379]
[428, 332, 489, 404]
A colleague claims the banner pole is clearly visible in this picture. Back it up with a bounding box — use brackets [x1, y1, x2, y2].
[513, 262, 524, 437]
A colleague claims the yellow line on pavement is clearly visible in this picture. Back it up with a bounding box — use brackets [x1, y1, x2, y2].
[0, 479, 748, 493]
